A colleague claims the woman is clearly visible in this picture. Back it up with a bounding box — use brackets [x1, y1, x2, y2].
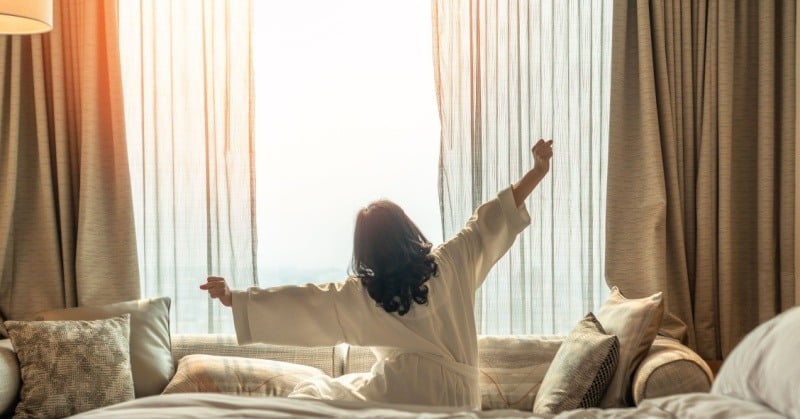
[201, 139, 553, 409]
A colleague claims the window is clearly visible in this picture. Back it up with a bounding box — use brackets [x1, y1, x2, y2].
[254, 1, 442, 287]
[119, 1, 610, 335]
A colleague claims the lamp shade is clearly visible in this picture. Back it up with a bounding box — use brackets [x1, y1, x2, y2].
[0, 0, 53, 34]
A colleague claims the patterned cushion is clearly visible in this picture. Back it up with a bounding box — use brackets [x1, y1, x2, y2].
[477, 335, 563, 411]
[595, 287, 664, 407]
[36, 296, 174, 397]
[163, 354, 326, 396]
[533, 313, 619, 414]
[4, 315, 135, 418]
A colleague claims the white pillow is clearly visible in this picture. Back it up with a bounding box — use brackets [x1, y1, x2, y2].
[595, 287, 664, 407]
[712, 306, 800, 418]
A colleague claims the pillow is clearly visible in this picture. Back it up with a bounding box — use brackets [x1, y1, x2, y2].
[4, 314, 134, 418]
[533, 313, 619, 414]
[595, 287, 664, 407]
[163, 354, 326, 397]
[36, 296, 173, 397]
[477, 335, 563, 411]
[712, 306, 800, 418]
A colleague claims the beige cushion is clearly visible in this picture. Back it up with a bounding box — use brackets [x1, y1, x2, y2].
[533, 313, 619, 414]
[595, 287, 664, 407]
[36, 296, 174, 398]
[632, 336, 712, 404]
[164, 354, 326, 396]
[0, 339, 19, 417]
[477, 335, 563, 411]
[4, 315, 134, 418]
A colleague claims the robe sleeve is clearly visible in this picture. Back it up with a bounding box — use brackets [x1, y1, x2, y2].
[434, 185, 531, 292]
[231, 278, 447, 351]
[231, 282, 351, 346]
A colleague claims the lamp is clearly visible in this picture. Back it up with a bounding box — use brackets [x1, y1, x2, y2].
[0, 0, 52, 35]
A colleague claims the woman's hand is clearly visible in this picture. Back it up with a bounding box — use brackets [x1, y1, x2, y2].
[512, 139, 554, 207]
[200, 276, 233, 307]
[532, 139, 554, 174]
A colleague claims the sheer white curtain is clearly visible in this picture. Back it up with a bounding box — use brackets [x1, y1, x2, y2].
[118, 0, 256, 333]
[433, 0, 612, 335]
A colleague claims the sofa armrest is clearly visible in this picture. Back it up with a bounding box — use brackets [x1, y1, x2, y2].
[0, 339, 20, 417]
[631, 336, 713, 405]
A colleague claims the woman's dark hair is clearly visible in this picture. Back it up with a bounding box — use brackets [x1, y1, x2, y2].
[350, 200, 438, 316]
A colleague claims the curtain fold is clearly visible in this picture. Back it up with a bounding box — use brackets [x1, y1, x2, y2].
[0, 0, 140, 336]
[607, 0, 795, 359]
[433, 0, 613, 335]
[119, 0, 256, 333]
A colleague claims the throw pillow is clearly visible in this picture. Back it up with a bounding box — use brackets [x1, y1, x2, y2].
[533, 313, 619, 414]
[595, 287, 664, 407]
[712, 306, 800, 419]
[35, 296, 174, 397]
[163, 354, 326, 397]
[478, 335, 563, 411]
[4, 314, 135, 418]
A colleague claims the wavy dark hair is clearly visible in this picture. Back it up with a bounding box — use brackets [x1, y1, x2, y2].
[350, 199, 438, 316]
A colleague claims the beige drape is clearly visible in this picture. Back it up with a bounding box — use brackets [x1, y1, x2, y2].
[0, 0, 140, 336]
[607, 0, 795, 360]
[796, 0, 800, 307]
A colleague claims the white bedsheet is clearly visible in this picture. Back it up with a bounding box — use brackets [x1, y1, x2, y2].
[70, 392, 783, 418]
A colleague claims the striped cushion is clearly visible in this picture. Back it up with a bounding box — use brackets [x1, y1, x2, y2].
[171, 334, 337, 377]
[533, 313, 619, 414]
[163, 354, 325, 397]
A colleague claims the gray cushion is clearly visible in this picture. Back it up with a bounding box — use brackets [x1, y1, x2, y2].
[533, 313, 619, 414]
[36, 296, 174, 398]
[4, 315, 134, 418]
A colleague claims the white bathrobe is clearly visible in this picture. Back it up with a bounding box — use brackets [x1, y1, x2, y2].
[231, 186, 531, 409]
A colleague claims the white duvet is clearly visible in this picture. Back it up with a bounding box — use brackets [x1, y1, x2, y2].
[71, 392, 784, 418]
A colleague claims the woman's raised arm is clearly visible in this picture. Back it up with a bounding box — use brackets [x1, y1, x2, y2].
[512, 139, 553, 207]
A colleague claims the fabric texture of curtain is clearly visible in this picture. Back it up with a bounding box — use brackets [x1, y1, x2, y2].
[0, 0, 140, 337]
[119, 0, 256, 333]
[433, 0, 613, 335]
[607, 0, 796, 360]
